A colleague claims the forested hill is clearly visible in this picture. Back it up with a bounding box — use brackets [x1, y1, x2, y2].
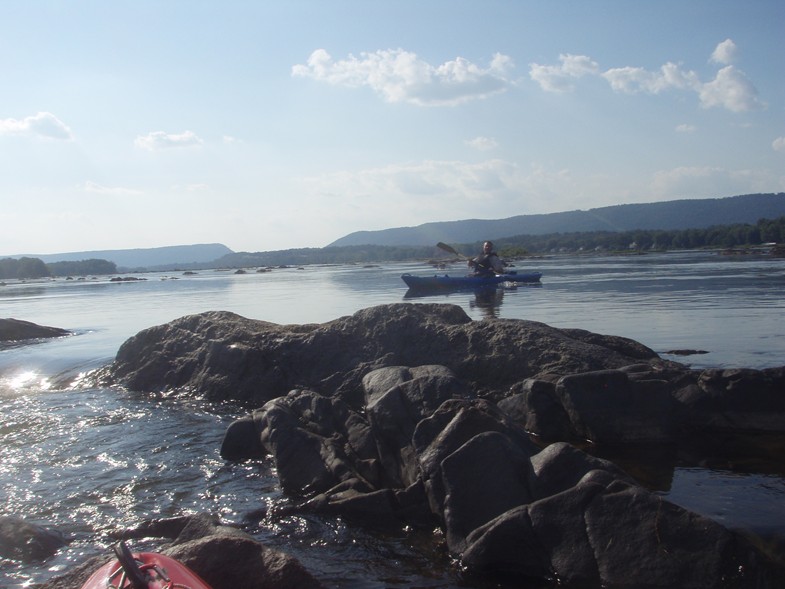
[328, 193, 785, 247]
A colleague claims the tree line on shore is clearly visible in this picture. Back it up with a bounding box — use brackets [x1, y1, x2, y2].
[3, 216, 784, 279]
[0, 258, 118, 280]
[220, 215, 785, 266]
[489, 215, 785, 258]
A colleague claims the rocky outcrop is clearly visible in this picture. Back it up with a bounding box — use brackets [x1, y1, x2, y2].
[221, 366, 785, 587]
[99, 303, 663, 407]
[100, 303, 785, 587]
[38, 513, 325, 589]
[0, 318, 70, 342]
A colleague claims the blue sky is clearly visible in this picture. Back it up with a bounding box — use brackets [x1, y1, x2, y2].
[1, 1, 783, 255]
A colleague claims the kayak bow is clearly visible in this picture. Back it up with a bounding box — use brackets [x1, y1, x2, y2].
[80, 542, 213, 589]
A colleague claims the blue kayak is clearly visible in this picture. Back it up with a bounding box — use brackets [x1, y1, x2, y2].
[401, 271, 542, 290]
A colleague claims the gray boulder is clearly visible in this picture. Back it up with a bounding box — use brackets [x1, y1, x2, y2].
[0, 516, 66, 562]
[675, 367, 785, 432]
[225, 377, 785, 587]
[0, 318, 69, 342]
[98, 303, 664, 407]
[461, 461, 776, 588]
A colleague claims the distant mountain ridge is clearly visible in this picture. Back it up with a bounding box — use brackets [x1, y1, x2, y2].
[328, 193, 785, 247]
[4, 243, 234, 270]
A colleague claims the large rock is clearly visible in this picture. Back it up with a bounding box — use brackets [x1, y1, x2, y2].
[0, 318, 69, 342]
[675, 367, 785, 432]
[221, 375, 785, 587]
[38, 513, 325, 589]
[461, 472, 776, 588]
[98, 304, 664, 407]
[96, 304, 785, 587]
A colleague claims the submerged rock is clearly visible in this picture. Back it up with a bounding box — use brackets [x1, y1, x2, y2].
[0, 516, 66, 562]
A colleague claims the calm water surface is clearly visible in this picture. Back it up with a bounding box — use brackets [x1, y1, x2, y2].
[1, 251, 784, 587]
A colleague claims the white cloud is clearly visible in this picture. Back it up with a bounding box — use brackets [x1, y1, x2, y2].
[676, 124, 696, 133]
[529, 54, 599, 92]
[602, 62, 700, 94]
[134, 130, 204, 151]
[465, 136, 498, 151]
[292, 49, 514, 106]
[698, 66, 764, 112]
[82, 181, 142, 196]
[531, 45, 762, 113]
[773, 137, 785, 152]
[710, 39, 738, 65]
[0, 112, 73, 140]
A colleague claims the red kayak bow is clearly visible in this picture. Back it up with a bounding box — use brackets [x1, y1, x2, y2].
[79, 542, 213, 589]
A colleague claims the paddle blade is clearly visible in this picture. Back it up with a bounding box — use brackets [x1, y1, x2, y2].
[436, 242, 460, 256]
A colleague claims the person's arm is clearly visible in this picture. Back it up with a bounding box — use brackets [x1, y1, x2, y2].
[491, 255, 504, 273]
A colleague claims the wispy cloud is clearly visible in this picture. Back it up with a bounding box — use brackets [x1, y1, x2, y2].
[465, 136, 498, 151]
[676, 124, 696, 133]
[292, 49, 514, 106]
[529, 39, 763, 112]
[134, 130, 204, 151]
[773, 137, 785, 152]
[299, 158, 581, 225]
[602, 62, 700, 94]
[82, 181, 142, 196]
[0, 112, 73, 140]
[651, 165, 777, 196]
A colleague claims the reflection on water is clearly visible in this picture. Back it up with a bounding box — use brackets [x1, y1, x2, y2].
[470, 287, 505, 318]
[404, 285, 508, 318]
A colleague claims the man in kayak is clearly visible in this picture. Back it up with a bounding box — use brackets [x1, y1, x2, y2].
[468, 241, 504, 276]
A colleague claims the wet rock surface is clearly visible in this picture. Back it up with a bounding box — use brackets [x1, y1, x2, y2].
[96, 303, 785, 587]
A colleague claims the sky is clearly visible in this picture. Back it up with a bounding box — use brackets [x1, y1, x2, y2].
[1, 0, 784, 255]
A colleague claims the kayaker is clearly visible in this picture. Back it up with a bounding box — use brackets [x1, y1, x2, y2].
[468, 241, 504, 276]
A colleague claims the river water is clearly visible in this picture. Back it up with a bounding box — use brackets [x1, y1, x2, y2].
[1, 251, 784, 587]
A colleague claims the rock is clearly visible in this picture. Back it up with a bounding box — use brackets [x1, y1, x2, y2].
[0, 515, 66, 562]
[413, 399, 540, 522]
[498, 378, 574, 442]
[461, 470, 778, 588]
[440, 431, 535, 553]
[99, 304, 665, 406]
[90, 303, 785, 587]
[0, 318, 69, 342]
[38, 513, 325, 589]
[230, 380, 785, 587]
[675, 367, 785, 432]
[220, 414, 267, 461]
[555, 369, 678, 443]
[166, 535, 325, 589]
[363, 365, 471, 487]
[254, 389, 382, 495]
[528, 442, 635, 500]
